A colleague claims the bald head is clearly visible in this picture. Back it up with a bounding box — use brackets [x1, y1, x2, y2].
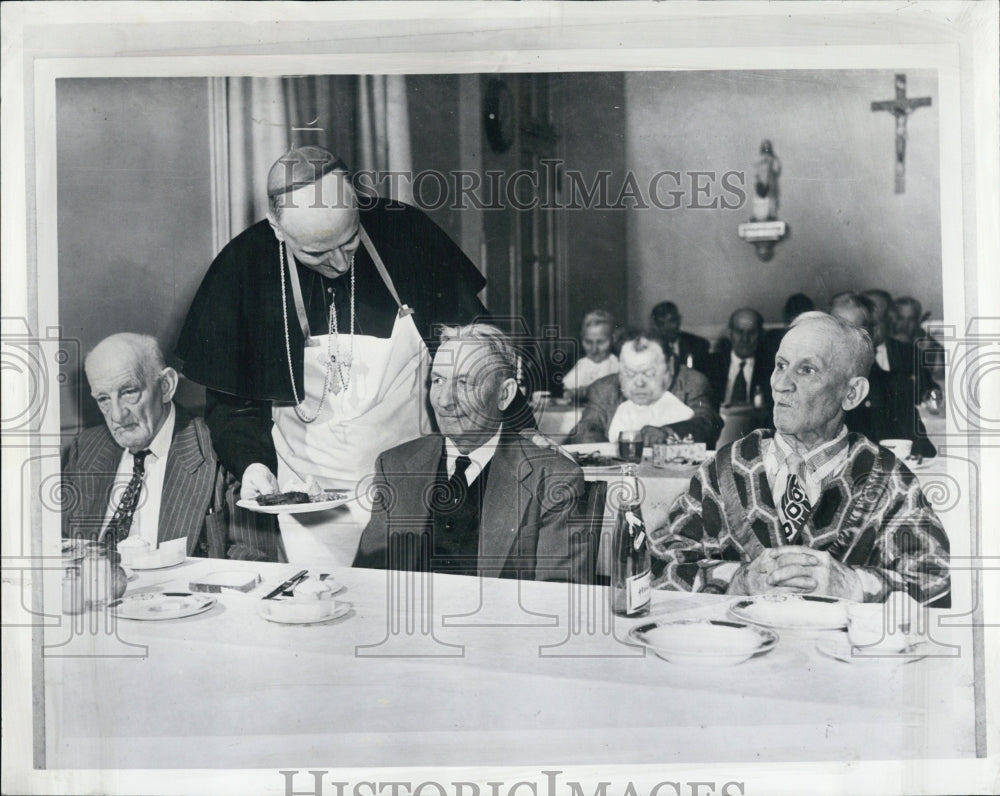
[84, 333, 178, 453]
[267, 158, 361, 280]
[789, 311, 874, 379]
[728, 307, 763, 359]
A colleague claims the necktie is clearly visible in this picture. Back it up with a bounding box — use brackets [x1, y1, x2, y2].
[104, 449, 151, 543]
[731, 360, 748, 404]
[780, 452, 812, 543]
[448, 455, 472, 505]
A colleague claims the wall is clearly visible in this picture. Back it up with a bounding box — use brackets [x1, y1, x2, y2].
[57, 77, 213, 431]
[559, 72, 629, 336]
[625, 69, 942, 339]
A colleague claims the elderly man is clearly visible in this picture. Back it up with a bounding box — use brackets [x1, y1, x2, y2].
[704, 307, 773, 407]
[177, 146, 532, 562]
[650, 301, 710, 374]
[353, 324, 588, 582]
[831, 292, 936, 458]
[649, 312, 950, 606]
[62, 334, 279, 560]
[568, 331, 722, 447]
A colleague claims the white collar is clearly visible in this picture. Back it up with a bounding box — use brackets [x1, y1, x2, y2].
[132, 403, 175, 462]
[444, 426, 502, 484]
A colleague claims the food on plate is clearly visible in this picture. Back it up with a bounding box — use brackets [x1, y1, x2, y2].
[572, 451, 624, 467]
[315, 489, 349, 503]
[257, 491, 311, 506]
[293, 579, 335, 599]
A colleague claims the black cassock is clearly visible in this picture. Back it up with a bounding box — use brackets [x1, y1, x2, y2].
[177, 198, 531, 478]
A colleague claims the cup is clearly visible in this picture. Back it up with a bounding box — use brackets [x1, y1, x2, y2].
[846, 603, 888, 649]
[879, 439, 913, 460]
[652, 443, 670, 468]
[618, 430, 644, 464]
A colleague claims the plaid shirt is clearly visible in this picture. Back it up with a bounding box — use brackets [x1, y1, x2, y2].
[649, 429, 950, 605]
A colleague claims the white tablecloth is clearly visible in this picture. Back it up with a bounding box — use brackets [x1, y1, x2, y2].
[43, 559, 976, 769]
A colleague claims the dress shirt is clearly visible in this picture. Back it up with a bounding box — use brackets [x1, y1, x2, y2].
[103, 404, 175, 548]
[761, 424, 883, 592]
[444, 428, 502, 486]
[725, 352, 755, 404]
[764, 425, 850, 509]
[875, 343, 891, 372]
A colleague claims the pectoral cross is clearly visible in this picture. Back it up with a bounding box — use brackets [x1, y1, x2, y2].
[871, 74, 932, 194]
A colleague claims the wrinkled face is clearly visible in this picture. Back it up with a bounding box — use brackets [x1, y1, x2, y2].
[771, 324, 851, 444]
[651, 309, 681, 343]
[87, 347, 171, 453]
[893, 303, 920, 341]
[619, 342, 669, 406]
[270, 175, 361, 279]
[730, 311, 761, 359]
[581, 323, 612, 363]
[430, 341, 512, 452]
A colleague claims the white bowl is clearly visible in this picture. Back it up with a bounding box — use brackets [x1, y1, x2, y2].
[629, 619, 779, 666]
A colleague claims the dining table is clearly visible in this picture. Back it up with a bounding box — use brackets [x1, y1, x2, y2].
[42, 557, 977, 770]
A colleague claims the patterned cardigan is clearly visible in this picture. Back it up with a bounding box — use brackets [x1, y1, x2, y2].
[649, 429, 950, 605]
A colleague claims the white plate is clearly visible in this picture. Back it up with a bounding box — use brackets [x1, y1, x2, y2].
[563, 442, 633, 471]
[729, 594, 849, 630]
[109, 591, 216, 621]
[257, 598, 351, 625]
[237, 495, 352, 515]
[629, 619, 779, 666]
[816, 635, 930, 664]
[122, 547, 187, 572]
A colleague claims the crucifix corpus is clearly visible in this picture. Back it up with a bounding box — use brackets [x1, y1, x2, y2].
[871, 73, 932, 194]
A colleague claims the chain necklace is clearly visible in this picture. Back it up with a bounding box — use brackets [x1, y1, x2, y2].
[280, 242, 356, 423]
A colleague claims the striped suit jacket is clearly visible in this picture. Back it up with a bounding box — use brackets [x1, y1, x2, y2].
[61, 405, 284, 561]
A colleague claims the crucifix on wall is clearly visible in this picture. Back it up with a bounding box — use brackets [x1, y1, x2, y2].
[871, 73, 932, 194]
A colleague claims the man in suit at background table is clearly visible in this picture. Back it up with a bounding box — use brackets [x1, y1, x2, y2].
[62, 333, 280, 561]
[354, 324, 588, 582]
[650, 301, 711, 374]
[703, 307, 774, 408]
[831, 292, 937, 458]
[649, 312, 950, 606]
[568, 330, 722, 448]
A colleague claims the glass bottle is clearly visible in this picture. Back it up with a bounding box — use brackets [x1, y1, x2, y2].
[81, 541, 112, 611]
[611, 463, 651, 617]
[62, 565, 84, 615]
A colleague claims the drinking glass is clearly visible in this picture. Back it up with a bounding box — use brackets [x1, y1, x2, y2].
[618, 430, 644, 464]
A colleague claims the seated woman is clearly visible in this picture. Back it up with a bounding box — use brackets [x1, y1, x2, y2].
[561, 310, 620, 401]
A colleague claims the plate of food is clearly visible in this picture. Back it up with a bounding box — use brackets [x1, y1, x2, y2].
[109, 591, 216, 621]
[628, 619, 779, 666]
[563, 442, 628, 471]
[729, 593, 849, 630]
[238, 478, 353, 514]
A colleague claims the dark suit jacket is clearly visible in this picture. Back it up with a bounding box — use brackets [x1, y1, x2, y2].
[353, 432, 588, 582]
[884, 337, 938, 403]
[671, 331, 711, 375]
[61, 405, 283, 561]
[846, 364, 937, 458]
[568, 366, 723, 447]
[704, 345, 773, 407]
